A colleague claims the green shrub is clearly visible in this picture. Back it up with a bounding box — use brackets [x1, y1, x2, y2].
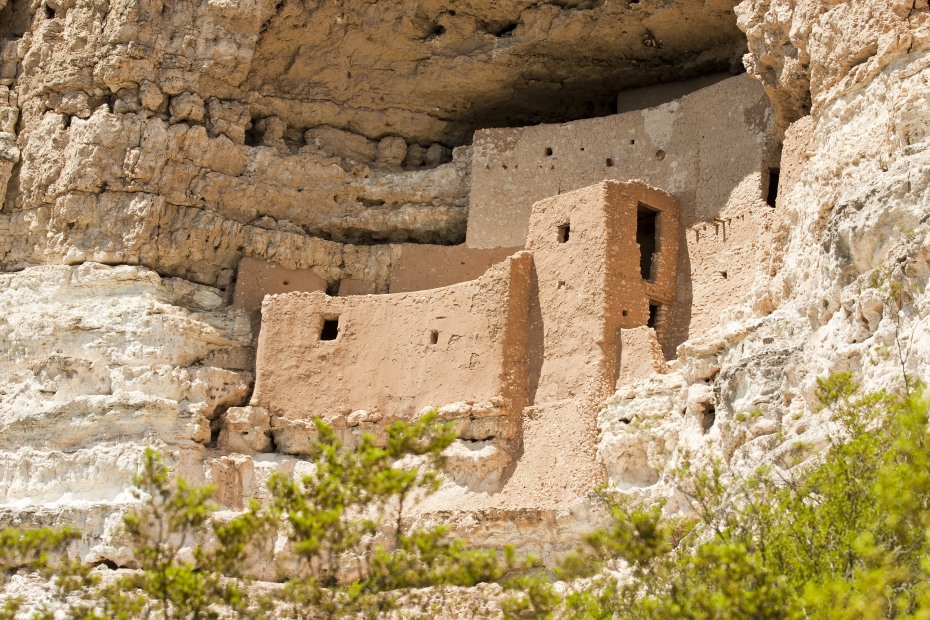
[7, 375, 930, 619]
[503, 373, 930, 619]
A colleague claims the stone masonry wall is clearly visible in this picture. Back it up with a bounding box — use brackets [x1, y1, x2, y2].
[468, 74, 777, 356]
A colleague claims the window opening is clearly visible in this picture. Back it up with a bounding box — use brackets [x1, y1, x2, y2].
[320, 318, 339, 341]
[429, 330, 439, 345]
[326, 280, 341, 296]
[637, 203, 658, 281]
[647, 303, 660, 329]
[766, 168, 780, 207]
[545, 147, 553, 157]
[558, 224, 570, 243]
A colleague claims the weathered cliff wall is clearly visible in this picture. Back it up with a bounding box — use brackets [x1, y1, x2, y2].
[599, 0, 930, 509]
[1, 0, 929, 581]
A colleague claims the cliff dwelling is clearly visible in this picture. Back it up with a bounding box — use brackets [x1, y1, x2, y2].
[252, 180, 679, 495]
[239, 73, 776, 509]
[8, 0, 925, 594]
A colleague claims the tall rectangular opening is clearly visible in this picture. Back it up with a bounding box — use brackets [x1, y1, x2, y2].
[637, 203, 658, 281]
[647, 303, 660, 329]
[766, 168, 780, 207]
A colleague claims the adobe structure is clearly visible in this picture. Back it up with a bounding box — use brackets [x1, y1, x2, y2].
[252, 179, 679, 498]
[238, 72, 777, 511]
[236, 73, 776, 358]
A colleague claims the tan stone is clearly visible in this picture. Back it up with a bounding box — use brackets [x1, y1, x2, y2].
[231, 256, 327, 332]
[617, 327, 670, 385]
[206, 98, 251, 144]
[388, 244, 518, 293]
[139, 81, 164, 111]
[377, 136, 408, 168]
[304, 125, 378, 163]
[169, 93, 206, 124]
[207, 454, 255, 510]
[217, 406, 273, 454]
[0, 130, 17, 208]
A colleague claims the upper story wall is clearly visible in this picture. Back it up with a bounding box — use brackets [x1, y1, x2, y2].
[467, 74, 777, 356]
[527, 181, 679, 406]
[467, 74, 773, 249]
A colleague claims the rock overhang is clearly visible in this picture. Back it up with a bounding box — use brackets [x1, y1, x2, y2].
[235, 0, 748, 144]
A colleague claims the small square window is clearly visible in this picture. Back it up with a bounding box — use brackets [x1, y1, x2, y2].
[320, 318, 339, 341]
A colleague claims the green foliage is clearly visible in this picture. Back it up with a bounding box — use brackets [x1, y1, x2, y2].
[61, 448, 267, 620]
[266, 411, 518, 617]
[0, 526, 79, 619]
[3, 411, 519, 619]
[503, 373, 930, 619]
[10, 375, 930, 619]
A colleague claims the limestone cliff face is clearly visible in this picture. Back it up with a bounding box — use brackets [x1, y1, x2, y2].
[1, 0, 929, 574]
[601, 0, 930, 510]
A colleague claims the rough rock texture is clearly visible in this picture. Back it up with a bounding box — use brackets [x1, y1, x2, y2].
[3, 0, 930, 594]
[599, 0, 930, 513]
[0, 263, 252, 507]
[736, 0, 930, 135]
[0, 0, 747, 289]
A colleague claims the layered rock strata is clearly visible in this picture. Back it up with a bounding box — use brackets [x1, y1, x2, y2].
[1, 0, 929, 581]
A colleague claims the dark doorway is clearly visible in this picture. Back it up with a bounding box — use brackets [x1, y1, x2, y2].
[647, 303, 660, 329]
[637, 204, 658, 281]
[766, 169, 780, 207]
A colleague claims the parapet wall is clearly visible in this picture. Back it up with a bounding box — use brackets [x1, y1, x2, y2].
[387, 244, 519, 294]
[231, 257, 327, 332]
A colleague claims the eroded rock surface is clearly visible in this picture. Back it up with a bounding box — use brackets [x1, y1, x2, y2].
[0, 263, 251, 507]
[2, 0, 930, 591]
[598, 0, 930, 519]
